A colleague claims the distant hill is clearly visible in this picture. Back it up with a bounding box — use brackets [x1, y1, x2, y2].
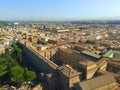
[0, 21, 13, 27]
[108, 16, 120, 20]
[0, 21, 5, 27]
[71, 20, 120, 24]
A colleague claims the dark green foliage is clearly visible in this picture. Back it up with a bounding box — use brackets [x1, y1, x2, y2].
[0, 65, 7, 77]
[0, 39, 3, 41]
[51, 29, 58, 33]
[10, 66, 24, 83]
[24, 71, 36, 81]
[0, 43, 37, 87]
[0, 44, 22, 85]
[86, 40, 96, 45]
[70, 42, 77, 44]
[0, 52, 18, 69]
[12, 44, 22, 64]
[0, 58, 7, 77]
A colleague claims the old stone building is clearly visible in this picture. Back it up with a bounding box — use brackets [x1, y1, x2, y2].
[57, 65, 81, 90]
[78, 60, 97, 79]
[0, 44, 5, 54]
[74, 74, 119, 90]
[107, 58, 120, 73]
[57, 47, 109, 79]
[17, 42, 119, 90]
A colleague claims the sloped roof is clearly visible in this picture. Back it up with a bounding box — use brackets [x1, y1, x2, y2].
[76, 74, 117, 90]
[104, 50, 113, 57]
[81, 50, 101, 59]
[79, 60, 96, 66]
[58, 64, 81, 78]
[104, 50, 120, 57]
[74, 45, 87, 51]
[96, 57, 109, 64]
[113, 50, 120, 54]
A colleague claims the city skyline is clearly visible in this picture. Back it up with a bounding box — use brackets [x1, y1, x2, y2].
[0, 0, 120, 21]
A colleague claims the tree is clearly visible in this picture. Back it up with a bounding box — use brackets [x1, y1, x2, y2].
[24, 71, 36, 81]
[70, 42, 77, 45]
[0, 45, 23, 86]
[12, 44, 22, 64]
[0, 58, 6, 64]
[51, 29, 58, 34]
[0, 53, 18, 69]
[10, 66, 24, 83]
[0, 65, 7, 77]
[86, 40, 96, 45]
[0, 58, 7, 77]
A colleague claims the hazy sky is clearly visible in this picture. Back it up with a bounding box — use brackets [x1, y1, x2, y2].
[0, 0, 120, 21]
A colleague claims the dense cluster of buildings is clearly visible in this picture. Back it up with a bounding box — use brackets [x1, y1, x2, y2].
[0, 22, 120, 90]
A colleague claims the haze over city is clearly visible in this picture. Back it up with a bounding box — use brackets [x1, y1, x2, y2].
[1, 0, 120, 21]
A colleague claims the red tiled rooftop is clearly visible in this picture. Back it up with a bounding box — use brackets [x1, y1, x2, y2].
[96, 57, 109, 64]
